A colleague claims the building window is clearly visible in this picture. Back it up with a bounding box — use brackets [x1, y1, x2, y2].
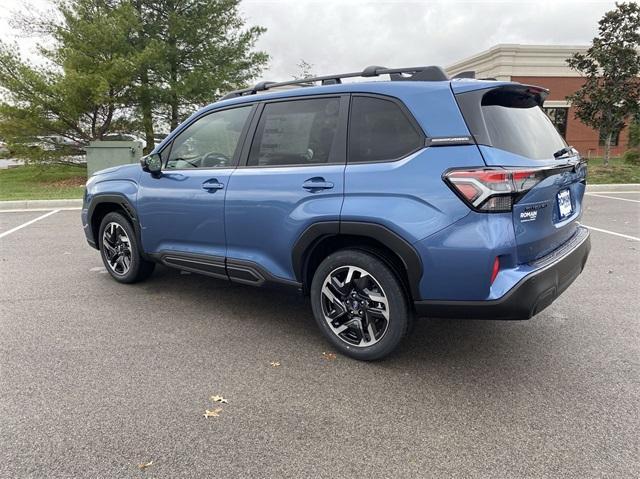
[599, 129, 620, 147]
[543, 107, 568, 139]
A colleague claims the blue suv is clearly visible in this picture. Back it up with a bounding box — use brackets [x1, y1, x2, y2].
[82, 65, 591, 360]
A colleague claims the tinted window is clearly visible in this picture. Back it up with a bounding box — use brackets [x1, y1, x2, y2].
[166, 106, 251, 169]
[348, 96, 423, 163]
[248, 98, 341, 167]
[481, 91, 566, 160]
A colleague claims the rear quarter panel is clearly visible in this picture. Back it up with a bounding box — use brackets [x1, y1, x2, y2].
[341, 145, 484, 244]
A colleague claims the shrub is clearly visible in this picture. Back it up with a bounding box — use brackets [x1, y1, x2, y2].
[628, 120, 639, 148]
[623, 149, 640, 165]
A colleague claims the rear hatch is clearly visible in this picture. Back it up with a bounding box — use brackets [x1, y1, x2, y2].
[453, 82, 587, 264]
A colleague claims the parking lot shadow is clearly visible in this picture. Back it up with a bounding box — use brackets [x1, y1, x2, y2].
[144, 266, 561, 377]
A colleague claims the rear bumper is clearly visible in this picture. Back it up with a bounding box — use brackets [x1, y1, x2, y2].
[414, 226, 591, 320]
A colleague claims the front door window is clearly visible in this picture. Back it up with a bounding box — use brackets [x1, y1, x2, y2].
[166, 106, 252, 169]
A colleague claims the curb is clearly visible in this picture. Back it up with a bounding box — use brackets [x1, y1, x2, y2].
[0, 199, 83, 211]
[586, 183, 639, 192]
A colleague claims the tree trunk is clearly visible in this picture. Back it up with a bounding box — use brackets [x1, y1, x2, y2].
[132, 0, 154, 153]
[169, 61, 179, 130]
[604, 131, 612, 167]
[140, 69, 155, 154]
[167, 19, 179, 131]
[170, 97, 179, 131]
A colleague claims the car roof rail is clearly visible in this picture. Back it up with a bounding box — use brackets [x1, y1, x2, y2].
[219, 65, 451, 100]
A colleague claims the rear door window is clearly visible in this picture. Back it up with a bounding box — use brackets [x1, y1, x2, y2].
[247, 97, 341, 167]
[348, 96, 423, 163]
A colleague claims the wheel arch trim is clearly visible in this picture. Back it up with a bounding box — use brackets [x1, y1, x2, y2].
[292, 221, 423, 299]
[87, 194, 142, 251]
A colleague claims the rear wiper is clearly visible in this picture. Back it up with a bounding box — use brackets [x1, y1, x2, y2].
[553, 146, 577, 159]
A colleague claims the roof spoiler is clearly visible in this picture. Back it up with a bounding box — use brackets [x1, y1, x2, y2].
[452, 70, 476, 79]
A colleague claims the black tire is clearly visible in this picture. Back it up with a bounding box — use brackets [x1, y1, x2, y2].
[98, 212, 155, 284]
[310, 249, 411, 360]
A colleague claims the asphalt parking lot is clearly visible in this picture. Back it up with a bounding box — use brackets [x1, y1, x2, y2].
[1, 192, 638, 478]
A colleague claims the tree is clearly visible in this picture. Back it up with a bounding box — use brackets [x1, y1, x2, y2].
[141, 0, 268, 138]
[292, 59, 315, 80]
[0, 0, 141, 164]
[0, 0, 268, 159]
[567, 2, 640, 166]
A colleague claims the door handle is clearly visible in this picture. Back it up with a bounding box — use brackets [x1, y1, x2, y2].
[302, 177, 334, 191]
[202, 179, 224, 190]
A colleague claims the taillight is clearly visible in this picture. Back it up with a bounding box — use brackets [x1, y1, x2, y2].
[490, 256, 500, 285]
[444, 168, 544, 212]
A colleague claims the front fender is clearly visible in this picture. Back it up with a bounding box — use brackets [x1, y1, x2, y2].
[83, 178, 141, 250]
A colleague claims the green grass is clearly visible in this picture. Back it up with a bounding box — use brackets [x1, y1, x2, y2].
[0, 164, 86, 201]
[586, 156, 640, 184]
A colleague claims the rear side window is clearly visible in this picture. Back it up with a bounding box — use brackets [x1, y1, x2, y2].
[348, 96, 423, 163]
[247, 97, 341, 167]
[481, 89, 567, 160]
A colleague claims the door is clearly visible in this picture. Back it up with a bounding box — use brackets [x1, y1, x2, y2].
[225, 95, 348, 283]
[137, 104, 254, 262]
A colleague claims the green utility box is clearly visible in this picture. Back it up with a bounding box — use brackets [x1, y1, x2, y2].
[85, 141, 143, 176]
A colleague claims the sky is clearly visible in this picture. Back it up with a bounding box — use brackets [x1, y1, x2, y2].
[0, 0, 619, 80]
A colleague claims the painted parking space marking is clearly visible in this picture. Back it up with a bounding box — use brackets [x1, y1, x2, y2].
[0, 209, 60, 239]
[0, 207, 82, 213]
[585, 193, 640, 203]
[583, 224, 640, 242]
[586, 190, 640, 194]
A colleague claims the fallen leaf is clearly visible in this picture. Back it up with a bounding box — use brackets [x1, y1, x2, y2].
[270, 361, 281, 367]
[210, 395, 228, 404]
[204, 408, 223, 418]
[138, 461, 153, 470]
[322, 352, 337, 361]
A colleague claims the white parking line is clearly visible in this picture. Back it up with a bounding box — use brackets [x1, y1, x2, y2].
[0, 209, 60, 239]
[586, 191, 640, 194]
[586, 193, 640, 203]
[583, 224, 640, 242]
[0, 207, 82, 213]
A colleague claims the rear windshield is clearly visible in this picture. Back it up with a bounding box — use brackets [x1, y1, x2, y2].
[481, 90, 567, 160]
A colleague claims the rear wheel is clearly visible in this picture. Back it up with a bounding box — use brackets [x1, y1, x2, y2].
[310, 249, 411, 360]
[98, 212, 155, 283]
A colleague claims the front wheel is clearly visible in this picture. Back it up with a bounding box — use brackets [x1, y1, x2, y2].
[310, 249, 411, 360]
[98, 212, 155, 284]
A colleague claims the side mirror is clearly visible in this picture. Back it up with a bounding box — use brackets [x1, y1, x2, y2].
[141, 153, 162, 175]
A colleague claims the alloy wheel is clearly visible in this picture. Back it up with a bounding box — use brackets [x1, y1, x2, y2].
[320, 265, 390, 347]
[102, 222, 132, 276]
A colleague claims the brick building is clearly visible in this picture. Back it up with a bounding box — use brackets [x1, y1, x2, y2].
[447, 44, 630, 158]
